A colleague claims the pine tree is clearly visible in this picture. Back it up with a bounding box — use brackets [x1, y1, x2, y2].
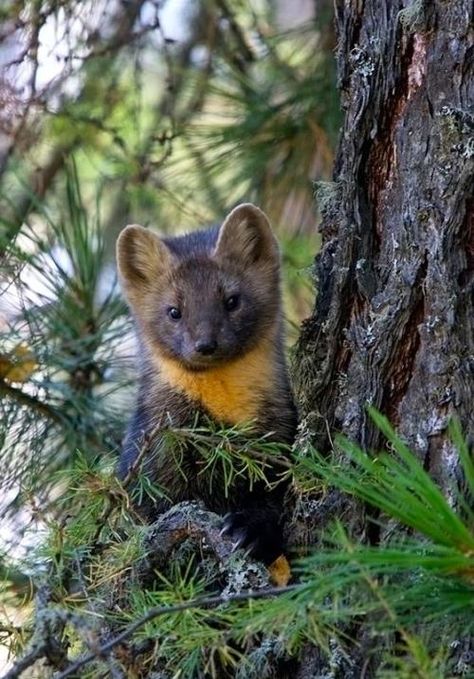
[1, 2, 473, 678]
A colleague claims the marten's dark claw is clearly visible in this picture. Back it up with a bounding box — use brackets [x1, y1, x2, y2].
[230, 528, 248, 552]
[219, 509, 283, 564]
[220, 512, 249, 544]
[243, 541, 259, 559]
[219, 513, 233, 537]
[219, 511, 258, 556]
[220, 515, 249, 552]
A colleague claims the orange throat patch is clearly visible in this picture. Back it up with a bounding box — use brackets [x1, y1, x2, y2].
[155, 341, 275, 425]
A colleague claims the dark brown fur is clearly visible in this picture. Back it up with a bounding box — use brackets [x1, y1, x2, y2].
[116, 204, 297, 562]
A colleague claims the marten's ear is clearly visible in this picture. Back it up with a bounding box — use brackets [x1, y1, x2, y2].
[214, 204, 279, 266]
[116, 225, 174, 301]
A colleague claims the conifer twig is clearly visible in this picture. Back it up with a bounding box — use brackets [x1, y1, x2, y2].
[1, 586, 69, 679]
[0, 381, 64, 424]
[54, 584, 299, 679]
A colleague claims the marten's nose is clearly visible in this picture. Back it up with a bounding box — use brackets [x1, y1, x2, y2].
[195, 340, 217, 356]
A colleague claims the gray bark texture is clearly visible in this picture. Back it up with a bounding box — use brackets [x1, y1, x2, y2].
[295, 0, 474, 492]
[291, 2, 474, 672]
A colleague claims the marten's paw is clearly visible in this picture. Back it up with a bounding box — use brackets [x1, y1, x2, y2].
[220, 509, 283, 565]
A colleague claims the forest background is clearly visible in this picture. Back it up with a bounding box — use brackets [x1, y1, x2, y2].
[0, 1, 473, 678]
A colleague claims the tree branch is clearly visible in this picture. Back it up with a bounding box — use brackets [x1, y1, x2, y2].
[0, 0, 148, 249]
[54, 583, 298, 679]
[0, 380, 64, 424]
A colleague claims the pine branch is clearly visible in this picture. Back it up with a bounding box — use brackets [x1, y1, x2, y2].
[54, 584, 298, 679]
[214, 0, 255, 71]
[1, 586, 69, 679]
[0, 380, 64, 425]
[0, 0, 148, 246]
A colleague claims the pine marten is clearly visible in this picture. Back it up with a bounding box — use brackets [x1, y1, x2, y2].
[116, 204, 297, 565]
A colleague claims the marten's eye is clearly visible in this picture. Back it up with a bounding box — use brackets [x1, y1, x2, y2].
[168, 307, 182, 320]
[224, 295, 240, 311]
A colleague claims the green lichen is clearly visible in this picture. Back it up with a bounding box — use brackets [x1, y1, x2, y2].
[438, 106, 474, 158]
[313, 180, 342, 218]
[235, 636, 288, 679]
[398, 0, 425, 31]
[222, 553, 268, 597]
[349, 45, 376, 79]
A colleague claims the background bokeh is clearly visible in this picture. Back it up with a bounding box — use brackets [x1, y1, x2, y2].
[0, 3, 340, 659]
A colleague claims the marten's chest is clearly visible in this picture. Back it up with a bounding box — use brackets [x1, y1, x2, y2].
[156, 344, 274, 425]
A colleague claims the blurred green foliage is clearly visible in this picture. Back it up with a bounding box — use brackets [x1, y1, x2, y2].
[0, 1, 335, 529]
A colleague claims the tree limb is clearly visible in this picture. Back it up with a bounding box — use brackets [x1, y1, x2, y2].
[54, 583, 297, 679]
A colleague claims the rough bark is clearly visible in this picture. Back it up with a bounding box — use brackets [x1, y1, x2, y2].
[291, 2, 473, 673]
[295, 0, 474, 488]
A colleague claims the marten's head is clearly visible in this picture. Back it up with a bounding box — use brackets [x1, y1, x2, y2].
[116, 204, 281, 371]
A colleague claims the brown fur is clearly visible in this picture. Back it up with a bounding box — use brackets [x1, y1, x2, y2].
[116, 204, 297, 562]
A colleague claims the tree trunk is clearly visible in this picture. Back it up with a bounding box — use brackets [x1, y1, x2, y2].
[295, 0, 474, 485]
[292, 1, 473, 672]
